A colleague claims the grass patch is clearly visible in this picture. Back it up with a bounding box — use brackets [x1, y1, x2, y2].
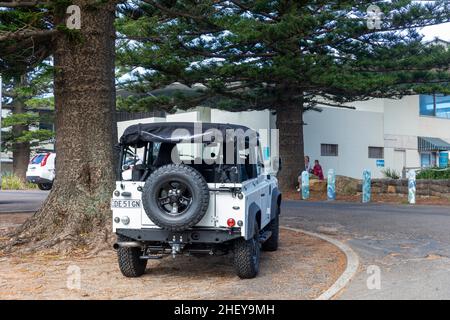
[1, 173, 37, 190]
[381, 168, 400, 179]
[416, 167, 450, 180]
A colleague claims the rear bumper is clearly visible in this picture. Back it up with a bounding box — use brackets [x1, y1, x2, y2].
[116, 227, 242, 244]
[26, 176, 53, 184]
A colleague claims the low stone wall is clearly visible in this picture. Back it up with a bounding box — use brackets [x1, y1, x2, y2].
[358, 179, 450, 197]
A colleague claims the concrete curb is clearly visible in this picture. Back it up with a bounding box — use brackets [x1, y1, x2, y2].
[281, 226, 359, 300]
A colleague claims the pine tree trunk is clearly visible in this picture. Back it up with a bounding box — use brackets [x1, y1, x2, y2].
[12, 99, 30, 183]
[6, 1, 117, 253]
[276, 101, 305, 192]
[12, 139, 30, 182]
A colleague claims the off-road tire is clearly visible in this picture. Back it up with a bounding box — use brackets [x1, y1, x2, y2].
[233, 224, 261, 279]
[37, 183, 52, 191]
[262, 209, 279, 252]
[142, 164, 210, 231]
[117, 235, 147, 278]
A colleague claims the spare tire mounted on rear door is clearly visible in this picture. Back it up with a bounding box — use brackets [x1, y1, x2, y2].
[142, 164, 210, 231]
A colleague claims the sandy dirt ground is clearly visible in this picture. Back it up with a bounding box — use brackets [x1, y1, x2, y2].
[0, 216, 346, 300]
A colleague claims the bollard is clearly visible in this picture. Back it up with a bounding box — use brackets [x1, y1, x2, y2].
[408, 169, 416, 204]
[362, 169, 371, 203]
[301, 171, 309, 200]
[327, 169, 336, 200]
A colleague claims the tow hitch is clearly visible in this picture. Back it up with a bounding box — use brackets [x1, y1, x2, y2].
[169, 235, 185, 258]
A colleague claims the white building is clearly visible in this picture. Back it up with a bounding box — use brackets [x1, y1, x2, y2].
[304, 95, 450, 178]
[118, 93, 450, 180]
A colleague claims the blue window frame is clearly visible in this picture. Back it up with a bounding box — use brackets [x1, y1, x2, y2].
[420, 152, 438, 168]
[420, 94, 450, 119]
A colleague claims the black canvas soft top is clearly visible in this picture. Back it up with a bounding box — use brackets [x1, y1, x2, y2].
[119, 122, 257, 146]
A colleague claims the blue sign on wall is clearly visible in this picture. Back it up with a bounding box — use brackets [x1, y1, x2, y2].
[376, 159, 385, 168]
[439, 152, 449, 168]
[263, 147, 270, 160]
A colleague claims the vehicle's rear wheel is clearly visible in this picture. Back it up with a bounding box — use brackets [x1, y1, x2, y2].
[37, 183, 52, 191]
[262, 208, 279, 252]
[233, 224, 261, 279]
[142, 164, 210, 231]
[117, 235, 147, 278]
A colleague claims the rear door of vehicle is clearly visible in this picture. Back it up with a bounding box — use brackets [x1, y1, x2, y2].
[27, 153, 47, 178]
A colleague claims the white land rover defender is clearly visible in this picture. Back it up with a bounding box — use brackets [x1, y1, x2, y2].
[111, 122, 281, 279]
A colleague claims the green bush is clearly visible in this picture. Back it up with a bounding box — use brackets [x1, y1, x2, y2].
[1, 173, 37, 190]
[381, 168, 400, 179]
[416, 167, 450, 180]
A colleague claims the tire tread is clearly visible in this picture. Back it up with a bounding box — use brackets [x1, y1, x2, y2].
[117, 235, 147, 277]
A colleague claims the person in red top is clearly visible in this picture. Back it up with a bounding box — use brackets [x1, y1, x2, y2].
[313, 159, 324, 180]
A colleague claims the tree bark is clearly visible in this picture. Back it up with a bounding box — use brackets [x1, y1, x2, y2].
[5, 1, 117, 253]
[276, 100, 305, 193]
[12, 96, 30, 182]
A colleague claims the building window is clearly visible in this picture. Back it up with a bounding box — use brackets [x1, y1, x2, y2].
[368, 147, 384, 159]
[420, 152, 438, 168]
[420, 94, 450, 119]
[321, 144, 338, 157]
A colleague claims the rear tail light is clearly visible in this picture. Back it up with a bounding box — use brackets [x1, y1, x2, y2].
[227, 218, 236, 228]
[41, 153, 50, 167]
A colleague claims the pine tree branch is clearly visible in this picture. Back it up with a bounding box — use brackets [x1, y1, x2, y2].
[0, 29, 57, 42]
[0, 1, 49, 7]
[1, 90, 16, 99]
[229, 0, 280, 22]
[314, 101, 356, 110]
[141, 0, 205, 21]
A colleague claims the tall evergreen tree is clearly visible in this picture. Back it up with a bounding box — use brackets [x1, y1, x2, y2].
[117, 0, 450, 191]
[1, 1, 117, 252]
[1, 62, 54, 181]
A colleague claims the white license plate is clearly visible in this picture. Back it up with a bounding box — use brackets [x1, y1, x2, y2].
[111, 199, 141, 209]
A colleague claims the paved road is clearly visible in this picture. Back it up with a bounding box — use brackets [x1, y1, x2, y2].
[281, 200, 450, 299]
[0, 190, 49, 213]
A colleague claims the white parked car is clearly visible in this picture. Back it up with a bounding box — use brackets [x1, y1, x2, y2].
[112, 122, 281, 279]
[26, 152, 55, 190]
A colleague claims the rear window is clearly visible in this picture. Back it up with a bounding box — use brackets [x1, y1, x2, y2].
[31, 154, 46, 164]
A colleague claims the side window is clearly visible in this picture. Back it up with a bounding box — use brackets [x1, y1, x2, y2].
[420, 94, 450, 119]
[152, 142, 161, 160]
[368, 147, 384, 159]
[123, 151, 138, 167]
[321, 144, 338, 157]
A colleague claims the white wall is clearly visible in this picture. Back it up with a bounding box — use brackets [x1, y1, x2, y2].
[210, 109, 275, 167]
[302, 95, 450, 179]
[166, 107, 211, 122]
[383, 95, 450, 170]
[304, 107, 385, 178]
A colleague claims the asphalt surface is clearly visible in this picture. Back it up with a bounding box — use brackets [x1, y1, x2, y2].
[0, 190, 49, 213]
[281, 200, 450, 300]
